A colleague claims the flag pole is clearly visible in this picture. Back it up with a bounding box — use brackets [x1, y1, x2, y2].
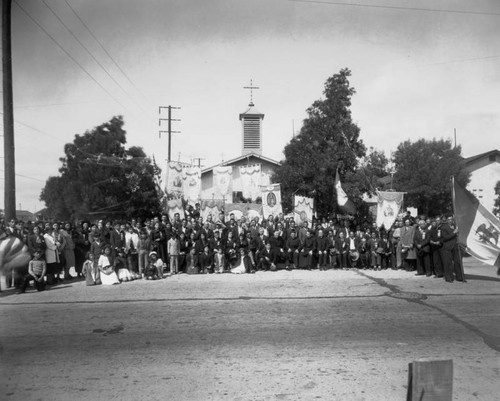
[451, 176, 467, 283]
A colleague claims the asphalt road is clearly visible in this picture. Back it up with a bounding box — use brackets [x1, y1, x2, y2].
[1, 257, 499, 401]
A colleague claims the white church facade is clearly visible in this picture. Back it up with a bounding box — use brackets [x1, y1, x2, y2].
[200, 100, 281, 202]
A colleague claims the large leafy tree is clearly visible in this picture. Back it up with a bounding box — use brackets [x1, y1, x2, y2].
[392, 138, 469, 216]
[40, 116, 160, 221]
[273, 68, 366, 216]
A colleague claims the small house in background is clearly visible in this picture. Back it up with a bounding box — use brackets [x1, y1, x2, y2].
[463, 149, 500, 214]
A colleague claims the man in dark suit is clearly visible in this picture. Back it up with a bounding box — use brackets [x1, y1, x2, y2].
[414, 219, 431, 276]
[439, 215, 464, 282]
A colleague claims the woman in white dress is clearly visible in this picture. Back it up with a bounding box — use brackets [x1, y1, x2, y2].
[98, 246, 120, 285]
[231, 248, 250, 274]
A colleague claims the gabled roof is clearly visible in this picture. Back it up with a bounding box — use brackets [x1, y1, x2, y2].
[202, 152, 281, 174]
[463, 149, 500, 165]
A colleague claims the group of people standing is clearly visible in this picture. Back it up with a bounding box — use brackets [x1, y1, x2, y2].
[0, 209, 464, 292]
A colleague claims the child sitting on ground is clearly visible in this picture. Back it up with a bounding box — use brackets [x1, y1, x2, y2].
[19, 250, 46, 293]
[82, 252, 101, 286]
[144, 251, 164, 280]
[115, 249, 134, 282]
[98, 245, 120, 285]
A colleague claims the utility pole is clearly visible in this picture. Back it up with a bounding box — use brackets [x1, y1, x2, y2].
[159, 105, 181, 162]
[192, 157, 205, 168]
[2, 0, 15, 221]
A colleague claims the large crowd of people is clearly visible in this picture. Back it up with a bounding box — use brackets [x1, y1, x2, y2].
[0, 207, 465, 293]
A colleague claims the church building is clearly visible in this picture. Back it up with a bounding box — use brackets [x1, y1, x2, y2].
[200, 91, 281, 202]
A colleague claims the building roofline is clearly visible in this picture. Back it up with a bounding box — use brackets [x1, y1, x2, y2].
[202, 152, 281, 174]
[463, 149, 500, 165]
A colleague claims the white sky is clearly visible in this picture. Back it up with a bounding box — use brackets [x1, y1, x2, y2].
[1, 0, 500, 212]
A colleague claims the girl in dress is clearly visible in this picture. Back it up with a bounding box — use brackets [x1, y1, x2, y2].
[231, 248, 252, 274]
[97, 246, 120, 285]
[144, 251, 164, 280]
[82, 252, 101, 286]
[115, 249, 134, 282]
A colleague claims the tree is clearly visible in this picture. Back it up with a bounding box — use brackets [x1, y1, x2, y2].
[40, 116, 160, 221]
[273, 68, 366, 216]
[392, 138, 470, 216]
[493, 181, 500, 217]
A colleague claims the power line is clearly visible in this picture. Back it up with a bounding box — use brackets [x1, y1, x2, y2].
[288, 0, 500, 16]
[41, 0, 154, 122]
[0, 111, 65, 143]
[429, 54, 500, 66]
[13, 0, 131, 113]
[0, 169, 45, 182]
[64, 0, 152, 106]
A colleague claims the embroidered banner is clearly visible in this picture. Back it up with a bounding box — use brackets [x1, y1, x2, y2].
[293, 196, 314, 225]
[167, 198, 185, 221]
[376, 191, 405, 229]
[213, 166, 233, 200]
[261, 183, 282, 218]
[182, 166, 201, 206]
[166, 161, 184, 195]
[200, 199, 225, 223]
[225, 203, 263, 222]
[239, 164, 262, 201]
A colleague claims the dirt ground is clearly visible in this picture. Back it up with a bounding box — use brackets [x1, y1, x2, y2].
[1, 257, 499, 400]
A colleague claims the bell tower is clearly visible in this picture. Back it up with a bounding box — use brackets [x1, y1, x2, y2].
[240, 80, 264, 156]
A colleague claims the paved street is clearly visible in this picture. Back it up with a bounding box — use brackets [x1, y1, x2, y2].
[1, 257, 499, 401]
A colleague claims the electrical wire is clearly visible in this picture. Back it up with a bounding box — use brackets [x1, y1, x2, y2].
[288, 0, 500, 17]
[13, 0, 131, 114]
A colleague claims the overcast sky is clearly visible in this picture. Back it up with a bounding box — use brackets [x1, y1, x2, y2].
[1, 0, 500, 212]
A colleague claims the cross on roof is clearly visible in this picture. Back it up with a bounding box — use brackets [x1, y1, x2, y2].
[243, 79, 260, 105]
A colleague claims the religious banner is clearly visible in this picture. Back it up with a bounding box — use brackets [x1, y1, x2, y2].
[152, 156, 168, 211]
[239, 164, 262, 201]
[335, 169, 356, 215]
[167, 198, 184, 222]
[225, 203, 263, 222]
[261, 183, 282, 218]
[376, 191, 405, 229]
[165, 161, 183, 195]
[293, 196, 314, 225]
[200, 199, 224, 223]
[213, 166, 233, 200]
[182, 166, 201, 206]
[453, 179, 500, 267]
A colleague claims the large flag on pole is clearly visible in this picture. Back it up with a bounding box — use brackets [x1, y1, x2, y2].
[453, 179, 500, 267]
[261, 183, 282, 218]
[376, 191, 405, 229]
[293, 195, 314, 225]
[335, 169, 356, 215]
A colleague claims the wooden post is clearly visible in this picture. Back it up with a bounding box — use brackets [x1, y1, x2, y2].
[407, 359, 453, 401]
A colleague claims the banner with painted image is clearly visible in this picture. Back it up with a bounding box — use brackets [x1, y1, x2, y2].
[239, 164, 262, 201]
[261, 183, 282, 218]
[167, 198, 184, 221]
[293, 196, 314, 225]
[225, 203, 263, 222]
[200, 199, 225, 223]
[213, 166, 233, 199]
[166, 161, 183, 195]
[182, 166, 201, 206]
[376, 191, 405, 229]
